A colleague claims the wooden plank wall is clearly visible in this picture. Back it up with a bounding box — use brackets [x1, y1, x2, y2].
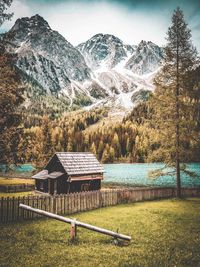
[0, 187, 199, 223]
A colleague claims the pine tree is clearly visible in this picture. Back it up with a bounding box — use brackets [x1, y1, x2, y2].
[97, 140, 104, 160]
[41, 116, 52, 158]
[0, 0, 13, 27]
[67, 138, 73, 152]
[109, 147, 115, 163]
[0, 0, 26, 166]
[102, 144, 110, 163]
[111, 132, 121, 159]
[183, 66, 200, 161]
[62, 126, 68, 151]
[90, 142, 97, 155]
[0, 54, 24, 165]
[149, 7, 198, 197]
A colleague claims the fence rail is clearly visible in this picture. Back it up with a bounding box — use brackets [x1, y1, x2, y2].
[0, 184, 34, 193]
[0, 187, 199, 224]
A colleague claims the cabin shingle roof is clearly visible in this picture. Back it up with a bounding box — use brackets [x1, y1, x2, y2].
[56, 152, 104, 175]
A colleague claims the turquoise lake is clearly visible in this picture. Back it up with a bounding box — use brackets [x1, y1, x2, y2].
[1, 163, 200, 188]
[103, 163, 200, 188]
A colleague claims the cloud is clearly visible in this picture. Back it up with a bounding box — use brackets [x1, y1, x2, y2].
[45, 1, 170, 46]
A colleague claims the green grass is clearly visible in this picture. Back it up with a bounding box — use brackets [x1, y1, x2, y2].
[0, 177, 35, 197]
[0, 177, 34, 185]
[0, 191, 37, 197]
[1, 198, 200, 267]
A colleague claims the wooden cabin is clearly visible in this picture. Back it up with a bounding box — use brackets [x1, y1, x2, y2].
[32, 152, 104, 194]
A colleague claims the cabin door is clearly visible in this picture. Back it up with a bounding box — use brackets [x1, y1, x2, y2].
[48, 179, 54, 194]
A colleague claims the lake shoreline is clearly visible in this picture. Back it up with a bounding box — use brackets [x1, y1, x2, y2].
[104, 163, 200, 188]
[0, 162, 200, 189]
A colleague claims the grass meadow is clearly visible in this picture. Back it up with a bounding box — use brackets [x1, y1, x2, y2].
[0, 198, 200, 267]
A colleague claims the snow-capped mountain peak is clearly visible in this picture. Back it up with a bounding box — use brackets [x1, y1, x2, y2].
[3, 15, 164, 111]
[77, 33, 136, 71]
[10, 14, 50, 33]
[125, 40, 163, 75]
[3, 14, 91, 95]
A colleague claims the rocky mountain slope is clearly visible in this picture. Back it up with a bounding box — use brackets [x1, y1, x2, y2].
[76, 33, 161, 109]
[3, 15, 91, 95]
[2, 15, 164, 112]
[125, 40, 163, 75]
[77, 33, 135, 70]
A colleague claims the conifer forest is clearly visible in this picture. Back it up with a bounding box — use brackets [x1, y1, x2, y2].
[0, 3, 199, 171]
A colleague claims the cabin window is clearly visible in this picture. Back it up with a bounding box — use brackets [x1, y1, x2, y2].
[81, 183, 90, 191]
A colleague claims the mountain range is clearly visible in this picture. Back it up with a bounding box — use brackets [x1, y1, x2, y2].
[2, 14, 164, 112]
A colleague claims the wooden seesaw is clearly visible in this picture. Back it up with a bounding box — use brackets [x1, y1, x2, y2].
[19, 204, 131, 244]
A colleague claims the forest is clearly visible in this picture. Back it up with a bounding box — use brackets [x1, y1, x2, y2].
[1, 57, 200, 167]
[2, 78, 200, 167]
[0, 6, 200, 168]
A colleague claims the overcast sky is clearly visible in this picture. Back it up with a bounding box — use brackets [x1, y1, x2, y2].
[1, 0, 200, 50]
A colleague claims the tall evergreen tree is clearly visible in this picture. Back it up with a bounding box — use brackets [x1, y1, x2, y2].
[0, 0, 25, 167]
[0, 0, 13, 27]
[0, 54, 24, 165]
[149, 7, 198, 197]
[41, 116, 52, 158]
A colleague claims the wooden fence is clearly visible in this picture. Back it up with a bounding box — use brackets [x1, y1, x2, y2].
[0, 187, 199, 224]
[0, 184, 34, 193]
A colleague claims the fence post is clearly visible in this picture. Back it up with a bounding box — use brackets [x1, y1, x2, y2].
[1, 197, 4, 223]
[1, 188, 199, 223]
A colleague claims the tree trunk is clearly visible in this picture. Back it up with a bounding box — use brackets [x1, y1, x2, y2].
[176, 157, 181, 197]
[176, 79, 181, 198]
[175, 17, 181, 198]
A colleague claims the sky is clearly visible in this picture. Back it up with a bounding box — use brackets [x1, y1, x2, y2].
[1, 0, 200, 50]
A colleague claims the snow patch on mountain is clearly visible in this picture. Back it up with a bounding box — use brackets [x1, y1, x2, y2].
[3, 14, 91, 95]
[77, 33, 136, 71]
[125, 40, 163, 75]
[3, 15, 164, 111]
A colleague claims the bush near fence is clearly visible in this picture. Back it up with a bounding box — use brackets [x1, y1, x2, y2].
[0, 187, 199, 224]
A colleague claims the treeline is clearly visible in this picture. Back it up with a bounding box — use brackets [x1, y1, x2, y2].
[15, 107, 160, 165]
[1, 75, 200, 166]
[13, 105, 155, 165]
[1, 63, 200, 167]
[1, 4, 200, 168]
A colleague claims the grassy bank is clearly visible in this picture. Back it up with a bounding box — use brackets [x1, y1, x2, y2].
[0, 191, 37, 197]
[1, 198, 200, 267]
[0, 177, 35, 197]
[0, 177, 34, 185]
